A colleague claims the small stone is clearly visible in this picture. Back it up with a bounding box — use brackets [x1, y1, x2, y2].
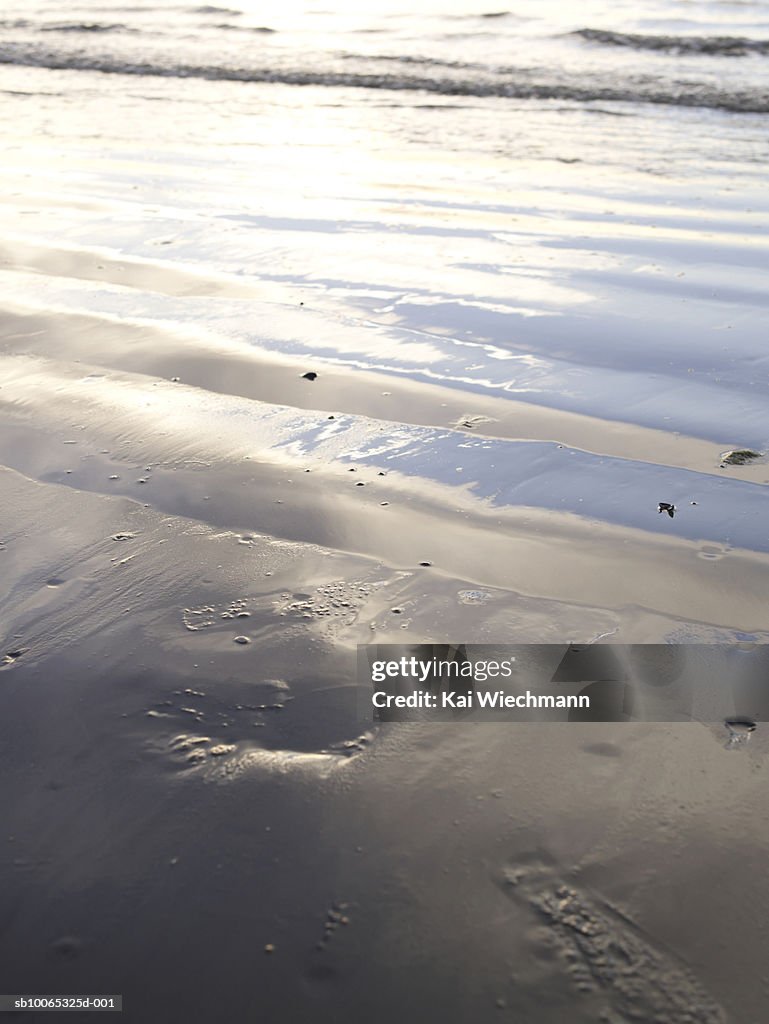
[233, 636, 250, 645]
[302, 372, 317, 381]
[724, 718, 756, 748]
[264, 943, 275, 954]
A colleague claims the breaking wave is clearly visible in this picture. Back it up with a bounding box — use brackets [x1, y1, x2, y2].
[575, 27, 769, 57]
[1, 44, 768, 113]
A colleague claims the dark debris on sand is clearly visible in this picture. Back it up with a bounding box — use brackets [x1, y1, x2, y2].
[3, 648, 28, 665]
[720, 448, 762, 466]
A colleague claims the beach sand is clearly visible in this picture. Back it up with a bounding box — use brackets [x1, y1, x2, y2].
[2, 3, 769, 1020]
[3, 261, 769, 1024]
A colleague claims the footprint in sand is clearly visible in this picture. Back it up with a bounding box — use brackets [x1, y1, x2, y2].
[501, 859, 726, 1023]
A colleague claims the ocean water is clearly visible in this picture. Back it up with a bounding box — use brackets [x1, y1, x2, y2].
[1, 0, 768, 636]
[2, 0, 769, 110]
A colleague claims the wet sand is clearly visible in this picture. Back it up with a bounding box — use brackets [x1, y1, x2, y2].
[3, 461, 769, 1024]
[3, 276, 769, 1021]
[2, 29, 769, 1024]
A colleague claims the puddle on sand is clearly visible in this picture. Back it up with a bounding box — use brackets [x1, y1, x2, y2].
[501, 858, 726, 1024]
